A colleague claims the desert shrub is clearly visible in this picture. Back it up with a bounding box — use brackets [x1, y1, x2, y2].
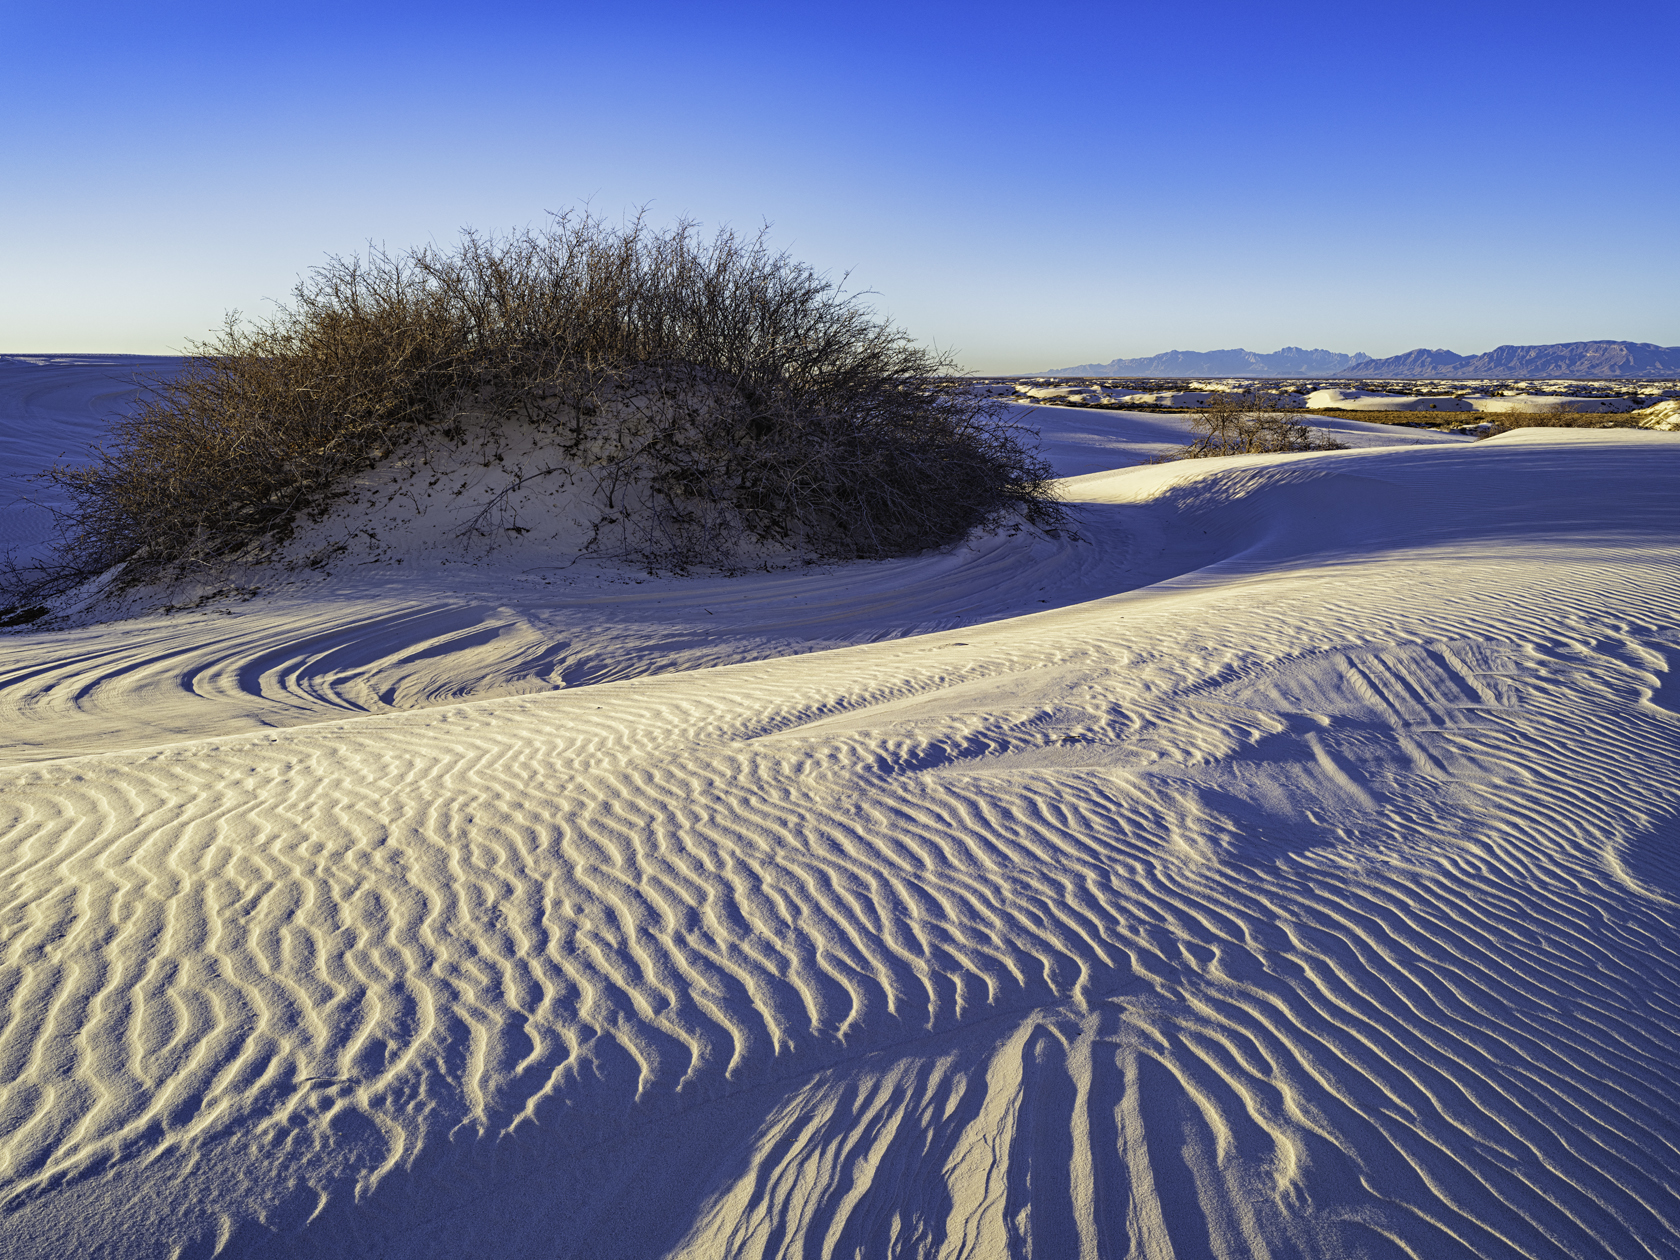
[16, 213, 1060, 594]
[1295, 408, 1462, 426]
[1159, 390, 1347, 460]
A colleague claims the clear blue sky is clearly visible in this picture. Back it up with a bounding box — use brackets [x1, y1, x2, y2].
[5, 0, 1675, 372]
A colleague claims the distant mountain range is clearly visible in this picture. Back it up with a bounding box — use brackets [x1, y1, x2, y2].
[1045, 347, 1368, 377]
[1331, 341, 1680, 379]
[1044, 340, 1680, 379]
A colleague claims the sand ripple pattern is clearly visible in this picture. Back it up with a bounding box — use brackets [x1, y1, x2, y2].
[0, 516, 1150, 764]
[0, 435, 1677, 1256]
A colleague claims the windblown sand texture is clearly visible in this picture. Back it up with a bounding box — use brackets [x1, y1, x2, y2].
[1, 357, 1677, 1258]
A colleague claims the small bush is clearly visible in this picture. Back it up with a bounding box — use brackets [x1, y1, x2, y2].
[15, 213, 1060, 596]
[1159, 390, 1347, 461]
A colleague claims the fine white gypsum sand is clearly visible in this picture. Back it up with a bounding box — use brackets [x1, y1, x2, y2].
[1304, 388, 1641, 414]
[1, 356, 1677, 1258]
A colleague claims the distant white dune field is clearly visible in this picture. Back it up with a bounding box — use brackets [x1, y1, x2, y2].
[1, 359, 1679, 1258]
[1304, 388, 1642, 414]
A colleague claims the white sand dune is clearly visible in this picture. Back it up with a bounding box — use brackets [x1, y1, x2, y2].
[1467, 394, 1640, 414]
[1021, 399, 1466, 476]
[0, 356, 181, 567]
[2, 360, 1678, 1258]
[1637, 400, 1680, 431]
[1304, 389, 1473, 412]
[0, 394, 1464, 764]
[1305, 388, 1641, 415]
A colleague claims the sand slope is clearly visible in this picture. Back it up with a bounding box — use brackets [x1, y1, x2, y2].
[0, 355, 181, 568]
[1, 363, 1677, 1257]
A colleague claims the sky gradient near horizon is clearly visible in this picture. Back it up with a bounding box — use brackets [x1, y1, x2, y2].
[5, 0, 1676, 373]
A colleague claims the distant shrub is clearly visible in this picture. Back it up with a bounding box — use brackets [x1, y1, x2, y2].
[1158, 390, 1347, 461]
[12, 213, 1060, 597]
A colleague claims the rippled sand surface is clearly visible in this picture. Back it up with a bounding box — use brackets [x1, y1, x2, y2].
[2, 359, 1676, 1257]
